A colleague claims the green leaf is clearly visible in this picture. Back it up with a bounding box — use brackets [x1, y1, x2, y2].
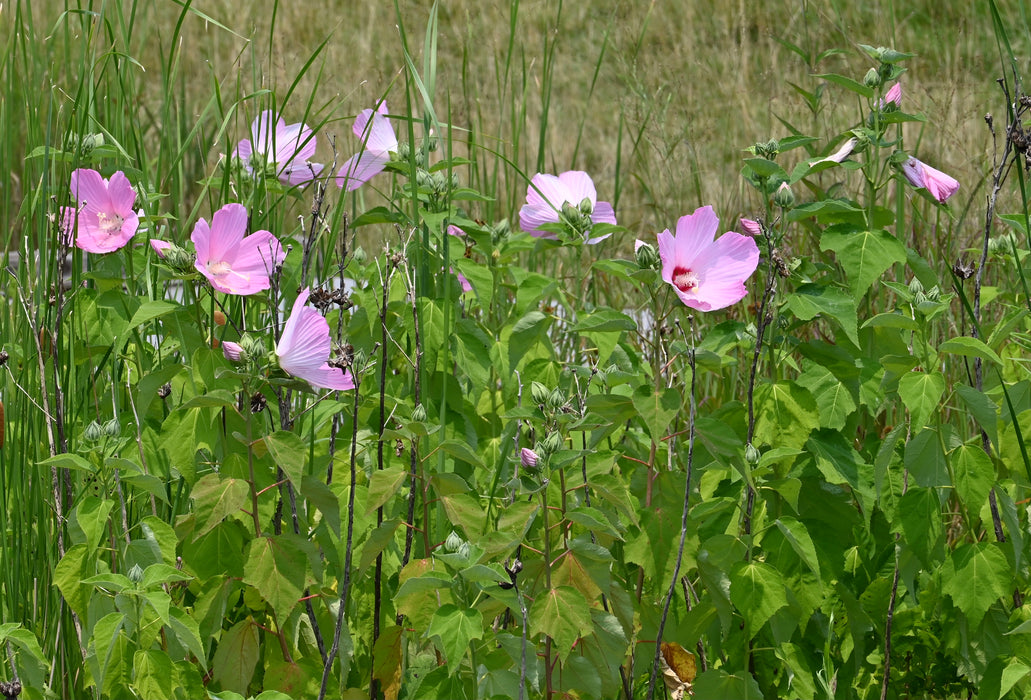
[132, 650, 175, 700]
[632, 385, 682, 444]
[775, 518, 821, 577]
[427, 604, 484, 673]
[262, 430, 307, 486]
[569, 307, 637, 333]
[955, 385, 999, 451]
[141, 563, 192, 589]
[897, 488, 943, 567]
[440, 493, 485, 540]
[904, 429, 949, 488]
[358, 519, 402, 575]
[73, 497, 114, 550]
[508, 310, 553, 370]
[168, 607, 207, 671]
[242, 536, 307, 620]
[365, 466, 408, 516]
[814, 72, 874, 98]
[693, 669, 764, 699]
[783, 283, 859, 346]
[54, 544, 92, 618]
[37, 453, 94, 472]
[796, 364, 857, 431]
[950, 444, 996, 517]
[566, 506, 623, 540]
[820, 228, 907, 301]
[438, 439, 486, 470]
[898, 371, 945, 430]
[939, 336, 1003, 365]
[529, 587, 594, 662]
[730, 561, 788, 638]
[743, 157, 788, 179]
[753, 381, 819, 450]
[211, 619, 260, 695]
[190, 474, 250, 541]
[128, 300, 180, 328]
[942, 543, 1010, 620]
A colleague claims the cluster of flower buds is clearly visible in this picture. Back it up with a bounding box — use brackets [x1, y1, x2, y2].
[530, 381, 566, 412]
[83, 418, 120, 442]
[443, 530, 471, 560]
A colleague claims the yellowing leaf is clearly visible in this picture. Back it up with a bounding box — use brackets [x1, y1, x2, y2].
[660, 641, 697, 698]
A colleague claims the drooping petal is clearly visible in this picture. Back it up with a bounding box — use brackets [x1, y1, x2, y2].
[276, 288, 352, 390]
[352, 103, 397, 153]
[250, 111, 280, 153]
[591, 200, 617, 226]
[282, 161, 324, 187]
[335, 150, 391, 191]
[191, 217, 212, 266]
[919, 162, 960, 202]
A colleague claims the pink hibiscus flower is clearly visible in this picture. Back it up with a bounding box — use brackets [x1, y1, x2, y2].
[738, 218, 763, 237]
[335, 102, 398, 191]
[901, 156, 960, 203]
[657, 205, 760, 311]
[60, 168, 141, 254]
[879, 82, 902, 109]
[519, 170, 617, 243]
[192, 203, 285, 295]
[233, 111, 324, 187]
[276, 287, 355, 391]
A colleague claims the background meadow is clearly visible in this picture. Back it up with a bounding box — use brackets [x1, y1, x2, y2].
[4, 1, 1031, 699]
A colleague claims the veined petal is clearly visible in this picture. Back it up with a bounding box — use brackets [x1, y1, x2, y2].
[191, 217, 212, 265]
[335, 151, 390, 191]
[353, 103, 397, 153]
[70, 168, 112, 213]
[656, 229, 677, 285]
[251, 111, 280, 153]
[690, 231, 760, 310]
[667, 205, 720, 268]
[205, 203, 249, 263]
[591, 201, 617, 226]
[106, 171, 138, 216]
[557, 170, 598, 206]
[230, 230, 285, 277]
[300, 364, 355, 391]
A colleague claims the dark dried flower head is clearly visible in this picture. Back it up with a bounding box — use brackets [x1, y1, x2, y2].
[157, 382, 172, 399]
[250, 392, 267, 413]
[952, 261, 975, 280]
[0, 350, 8, 366]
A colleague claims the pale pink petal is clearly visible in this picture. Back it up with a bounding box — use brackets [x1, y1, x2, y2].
[520, 173, 569, 234]
[453, 268, 472, 293]
[634, 239, 647, 252]
[206, 203, 249, 263]
[668, 206, 720, 267]
[557, 171, 598, 207]
[352, 103, 397, 153]
[251, 111, 280, 150]
[656, 229, 677, 286]
[70, 169, 111, 214]
[106, 171, 138, 215]
[884, 82, 902, 107]
[277, 289, 313, 361]
[282, 161, 325, 187]
[591, 201, 617, 226]
[233, 138, 253, 168]
[229, 230, 285, 277]
[276, 288, 352, 390]
[824, 137, 858, 164]
[150, 240, 172, 258]
[191, 217, 212, 266]
[902, 157, 959, 203]
[335, 151, 391, 191]
[739, 218, 762, 236]
[300, 365, 355, 391]
[688, 232, 761, 310]
[222, 341, 245, 362]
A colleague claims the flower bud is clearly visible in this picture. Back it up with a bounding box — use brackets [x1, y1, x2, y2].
[773, 182, 795, 209]
[579, 197, 594, 216]
[213, 310, 227, 327]
[445, 531, 463, 553]
[416, 170, 432, 188]
[457, 541, 471, 560]
[520, 447, 540, 469]
[739, 218, 762, 237]
[222, 341, 245, 363]
[754, 139, 779, 160]
[541, 431, 563, 456]
[745, 442, 761, 465]
[102, 418, 120, 437]
[530, 382, 551, 406]
[634, 240, 660, 269]
[908, 278, 924, 296]
[412, 403, 428, 423]
[396, 142, 412, 160]
[84, 420, 104, 442]
[352, 246, 367, 266]
[548, 388, 565, 410]
[241, 334, 264, 358]
[863, 67, 881, 89]
[128, 563, 144, 584]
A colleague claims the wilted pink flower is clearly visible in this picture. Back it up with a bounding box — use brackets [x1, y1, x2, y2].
[192, 203, 285, 295]
[150, 239, 173, 258]
[519, 171, 617, 243]
[222, 341, 245, 362]
[880, 82, 902, 109]
[336, 102, 398, 191]
[60, 169, 141, 254]
[446, 225, 473, 293]
[520, 447, 540, 469]
[276, 287, 355, 391]
[901, 156, 960, 203]
[233, 111, 324, 187]
[739, 218, 762, 237]
[657, 205, 760, 311]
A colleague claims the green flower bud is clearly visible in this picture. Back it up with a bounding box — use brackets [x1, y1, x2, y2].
[352, 246, 367, 266]
[541, 431, 563, 456]
[547, 388, 565, 410]
[530, 382, 550, 406]
[84, 420, 104, 442]
[396, 142, 412, 160]
[635, 241, 660, 270]
[773, 182, 795, 209]
[908, 278, 924, 296]
[128, 563, 144, 584]
[445, 531, 463, 553]
[863, 67, 881, 89]
[103, 418, 120, 438]
[579, 197, 594, 216]
[416, 169, 432, 188]
[457, 541, 471, 560]
[412, 403, 428, 423]
[745, 443, 761, 465]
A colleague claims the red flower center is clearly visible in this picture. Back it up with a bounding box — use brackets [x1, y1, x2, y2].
[672, 267, 698, 293]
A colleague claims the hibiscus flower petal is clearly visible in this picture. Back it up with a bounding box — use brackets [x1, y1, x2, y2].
[557, 171, 598, 206]
[336, 150, 391, 191]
